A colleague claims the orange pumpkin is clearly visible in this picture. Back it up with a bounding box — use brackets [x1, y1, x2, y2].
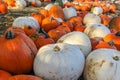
[102, 5, 109, 13]
[100, 14, 111, 26]
[35, 36, 55, 48]
[0, 70, 12, 80]
[30, 2, 36, 7]
[41, 16, 60, 32]
[95, 40, 116, 49]
[31, 13, 45, 26]
[48, 29, 66, 42]
[62, 21, 73, 31]
[109, 4, 116, 13]
[74, 24, 86, 32]
[0, 30, 37, 74]
[0, 2, 8, 14]
[56, 25, 71, 33]
[103, 31, 120, 50]
[8, 75, 43, 80]
[4, 0, 15, 7]
[23, 26, 37, 36]
[68, 16, 82, 28]
[49, 5, 65, 20]
[39, 8, 49, 17]
[109, 16, 120, 31]
[77, 11, 88, 19]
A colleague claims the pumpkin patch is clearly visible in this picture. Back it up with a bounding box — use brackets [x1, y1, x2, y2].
[0, 0, 120, 80]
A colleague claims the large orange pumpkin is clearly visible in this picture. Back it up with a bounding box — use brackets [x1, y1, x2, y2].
[0, 70, 12, 80]
[0, 30, 37, 74]
[49, 5, 65, 20]
[8, 75, 43, 80]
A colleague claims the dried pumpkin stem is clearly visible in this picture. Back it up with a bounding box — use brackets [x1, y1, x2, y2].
[108, 40, 114, 46]
[5, 30, 15, 39]
[54, 45, 60, 51]
[113, 56, 119, 61]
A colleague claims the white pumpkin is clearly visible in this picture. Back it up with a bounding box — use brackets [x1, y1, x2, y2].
[57, 31, 91, 57]
[63, 7, 77, 20]
[92, 6, 103, 15]
[83, 13, 101, 25]
[84, 48, 120, 80]
[8, 0, 27, 9]
[35, 0, 42, 6]
[34, 43, 85, 80]
[44, 3, 54, 11]
[12, 17, 40, 31]
[84, 23, 110, 39]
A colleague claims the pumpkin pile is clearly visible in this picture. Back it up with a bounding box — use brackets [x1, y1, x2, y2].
[0, 0, 120, 80]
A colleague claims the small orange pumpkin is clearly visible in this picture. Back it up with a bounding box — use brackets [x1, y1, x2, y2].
[0, 70, 12, 80]
[74, 24, 86, 32]
[8, 75, 43, 80]
[109, 16, 120, 31]
[109, 4, 116, 13]
[100, 14, 111, 26]
[62, 21, 73, 31]
[103, 31, 120, 50]
[39, 8, 49, 17]
[56, 25, 71, 33]
[23, 26, 37, 36]
[0, 2, 8, 14]
[48, 29, 66, 42]
[49, 5, 65, 20]
[31, 13, 45, 27]
[41, 16, 60, 32]
[68, 16, 82, 28]
[95, 40, 116, 49]
[35, 36, 55, 48]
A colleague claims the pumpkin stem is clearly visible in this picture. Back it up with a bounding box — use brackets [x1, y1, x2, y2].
[113, 56, 119, 61]
[115, 31, 120, 36]
[54, 45, 60, 51]
[54, 0, 63, 8]
[5, 30, 15, 39]
[28, 26, 32, 29]
[40, 28, 49, 38]
[108, 40, 114, 46]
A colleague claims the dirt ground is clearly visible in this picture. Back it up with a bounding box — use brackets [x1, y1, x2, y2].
[0, 3, 120, 35]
